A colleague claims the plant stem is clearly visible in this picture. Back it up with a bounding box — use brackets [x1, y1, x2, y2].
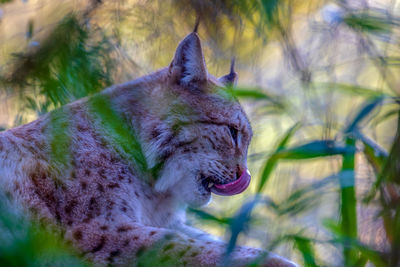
[340, 137, 358, 266]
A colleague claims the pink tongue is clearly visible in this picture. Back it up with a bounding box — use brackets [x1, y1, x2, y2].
[211, 169, 251, 196]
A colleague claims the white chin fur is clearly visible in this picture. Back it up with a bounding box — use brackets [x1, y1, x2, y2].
[154, 159, 186, 192]
[155, 158, 211, 207]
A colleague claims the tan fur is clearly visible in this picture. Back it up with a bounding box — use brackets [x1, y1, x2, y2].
[0, 32, 297, 266]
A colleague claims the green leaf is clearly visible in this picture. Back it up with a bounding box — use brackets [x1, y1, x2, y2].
[316, 82, 391, 98]
[136, 238, 180, 267]
[343, 13, 394, 33]
[0, 191, 89, 267]
[372, 107, 399, 127]
[257, 123, 300, 193]
[354, 129, 388, 173]
[339, 137, 358, 266]
[322, 218, 342, 236]
[217, 86, 286, 112]
[88, 94, 149, 179]
[344, 97, 384, 134]
[356, 245, 386, 267]
[231, 88, 272, 100]
[261, 0, 280, 25]
[46, 107, 73, 184]
[187, 208, 230, 225]
[275, 140, 355, 160]
[293, 236, 318, 267]
[224, 197, 260, 265]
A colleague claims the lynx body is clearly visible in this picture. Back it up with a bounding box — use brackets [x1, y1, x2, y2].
[0, 30, 296, 266]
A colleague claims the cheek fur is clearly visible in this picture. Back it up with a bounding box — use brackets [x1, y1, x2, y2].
[171, 177, 211, 207]
[155, 156, 195, 192]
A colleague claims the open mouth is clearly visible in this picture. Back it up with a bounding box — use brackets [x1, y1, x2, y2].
[201, 169, 251, 196]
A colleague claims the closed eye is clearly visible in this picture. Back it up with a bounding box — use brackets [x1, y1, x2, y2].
[228, 126, 238, 145]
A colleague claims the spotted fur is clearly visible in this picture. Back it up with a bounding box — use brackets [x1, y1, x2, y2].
[0, 31, 297, 266]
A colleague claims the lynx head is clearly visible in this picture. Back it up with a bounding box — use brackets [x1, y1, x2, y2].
[151, 30, 252, 207]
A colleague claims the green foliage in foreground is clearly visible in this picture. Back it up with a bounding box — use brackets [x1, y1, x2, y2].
[87, 94, 150, 179]
[0, 192, 89, 267]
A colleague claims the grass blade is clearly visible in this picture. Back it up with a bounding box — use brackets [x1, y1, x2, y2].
[231, 88, 274, 100]
[345, 97, 384, 134]
[343, 12, 394, 33]
[354, 129, 388, 173]
[187, 208, 230, 226]
[217, 86, 286, 112]
[257, 123, 300, 193]
[275, 140, 355, 160]
[316, 82, 392, 98]
[223, 197, 260, 266]
[293, 236, 318, 267]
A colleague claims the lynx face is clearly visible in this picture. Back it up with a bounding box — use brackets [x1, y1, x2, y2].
[153, 32, 253, 207]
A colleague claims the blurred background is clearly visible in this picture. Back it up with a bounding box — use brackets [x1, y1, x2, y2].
[0, 0, 399, 266]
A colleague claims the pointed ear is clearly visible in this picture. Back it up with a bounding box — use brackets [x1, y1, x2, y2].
[169, 32, 208, 89]
[218, 58, 238, 86]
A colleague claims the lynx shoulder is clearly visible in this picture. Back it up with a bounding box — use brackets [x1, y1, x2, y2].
[0, 28, 297, 266]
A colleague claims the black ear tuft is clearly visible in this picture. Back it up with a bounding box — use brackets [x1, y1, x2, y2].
[218, 58, 238, 86]
[193, 17, 200, 33]
[169, 32, 207, 88]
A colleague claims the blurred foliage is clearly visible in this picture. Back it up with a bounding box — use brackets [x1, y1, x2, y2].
[0, 0, 400, 266]
[47, 108, 73, 184]
[2, 14, 113, 115]
[87, 94, 150, 178]
[0, 192, 89, 267]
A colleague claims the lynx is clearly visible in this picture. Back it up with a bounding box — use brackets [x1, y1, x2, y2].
[0, 26, 297, 266]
